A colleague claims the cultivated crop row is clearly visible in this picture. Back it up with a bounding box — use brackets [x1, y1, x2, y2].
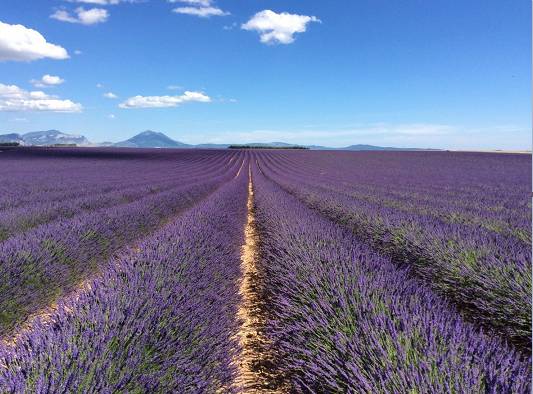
[0, 150, 242, 336]
[0, 149, 530, 392]
[256, 151, 532, 348]
[0, 152, 236, 241]
[268, 151, 530, 242]
[250, 164, 531, 392]
[0, 148, 232, 210]
[0, 157, 249, 393]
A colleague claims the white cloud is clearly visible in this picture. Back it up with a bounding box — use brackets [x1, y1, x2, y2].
[42, 75, 64, 86]
[51, 7, 109, 25]
[103, 92, 118, 98]
[31, 74, 65, 88]
[51, 10, 75, 23]
[0, 83, 82, 112]
[173, 6, 228, 17]
[9, 117, 28, 122]
[0, 21, 69, 62]
[74, 49, 82, 55]
[108, 113, 116, 119]
[242, 10, 320, 44]
[119, 91, 211, 108]
[171, 0, 228, 17]
[96, 83, 103, 88]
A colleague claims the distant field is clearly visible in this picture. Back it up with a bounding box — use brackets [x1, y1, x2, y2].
[0, 148, 530, 392]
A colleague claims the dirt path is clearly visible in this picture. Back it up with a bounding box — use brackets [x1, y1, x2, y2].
[232, 165, 286, 393]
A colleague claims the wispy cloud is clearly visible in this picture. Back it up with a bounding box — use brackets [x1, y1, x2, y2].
[103, 92, 118, 99]
[0, 21, 69, 61]
[242, 10, 320, 44]
[119, 91, 211, 108]
[363, 123, 454, 136]
[171, 0, 229, 18]
[223, 22, 237, 30]
[200, 123, 532, 150]
[167, 84, 183, 90]
[0, 83, 82, 112]
[215, 96, 237, 103]
[51, 7, 109, 25]
[173, 6, 228, 17]
[203, 123, 457, 146]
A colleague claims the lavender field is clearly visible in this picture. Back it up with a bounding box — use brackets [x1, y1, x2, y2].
[0, 147, 530, 393]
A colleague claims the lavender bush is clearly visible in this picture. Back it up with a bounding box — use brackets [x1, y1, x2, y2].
[257, 151, 532, 348]
[0, 158, 249, 392]
[0, 149, 241, 335]
[251, 163, 531, 392]
[0, 148, 529, 391]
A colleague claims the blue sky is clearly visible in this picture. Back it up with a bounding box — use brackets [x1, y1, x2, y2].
[0, 0, 530, 149]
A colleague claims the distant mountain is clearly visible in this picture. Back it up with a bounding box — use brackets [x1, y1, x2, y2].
[114, 130, 191, 148]
[94, 133, 436, 151]
[3, 129, 438, 151]
[22, 130, 90, 146]
[0, 133, 24, 145]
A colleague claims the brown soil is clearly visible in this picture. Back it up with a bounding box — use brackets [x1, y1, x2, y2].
[231, 165, 287, 393]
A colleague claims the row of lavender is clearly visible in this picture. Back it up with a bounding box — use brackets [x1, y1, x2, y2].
[0, 158, 249, 392]
[0, 148, 242, 336]
[1, 147, 529, 390]
[257, 151, 532, 348]
[0, 149, 232, 240]
[0, 148, 220, 210]
[250, 162, 531, 392]
[269, 151, 530, 242]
